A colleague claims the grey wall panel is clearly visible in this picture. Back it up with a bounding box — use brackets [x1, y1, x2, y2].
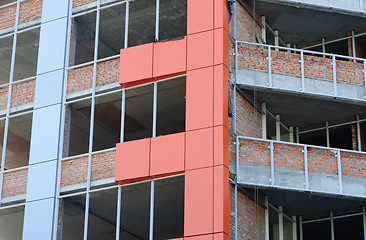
[42, 0, 69, 23]
[29, 104, 62, 165]
[36, 17, 68, 75]
[26, 160, 58, 202]
[22, 198, 55, 240]
[34, 69, 64, 109]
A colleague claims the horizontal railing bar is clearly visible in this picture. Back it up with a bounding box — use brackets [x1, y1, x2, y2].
[303, 212, 363, 224]
[300, 119, 366, 135]
[303, 32, 366, 50]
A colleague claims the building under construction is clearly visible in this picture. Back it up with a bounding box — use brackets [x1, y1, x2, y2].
[0, 0, 366, 239]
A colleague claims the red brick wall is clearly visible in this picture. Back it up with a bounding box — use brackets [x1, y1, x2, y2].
[2, 168, 28, 198]
[19, 0, 42, 25]
[238, 45, 365, 86]
[273, 143, 304, 171]
[61, 149, 116, 187]
[229, 185, 265, 240]
[67, 58, 120, 95]
[0, 4, 16, 30]
[0, 87, 8, 111]
[341, 151, 366, 178]
[235, 2, 262, 42]
[73, 0, 97, 8]
[239, 138, 270, 167]
[307, 147, 338, 175]
[10, 80, 36, 108]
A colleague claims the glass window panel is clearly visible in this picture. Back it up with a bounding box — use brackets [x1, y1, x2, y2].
[0, 205, 25, 240]
[60, 194, 86, 240]
[72, 12, 96, 66]
[128, 0, 155, 47]
[98, 3, 125, 59]
[159, 0, 187, 40]
[0, 35, 13, 85]
[5, 112, 32, 169]
[13, 27, 40, 81]
[124, 84, 153, 142]
[120, 181, 151, 240]
[156, 77, 186, 136]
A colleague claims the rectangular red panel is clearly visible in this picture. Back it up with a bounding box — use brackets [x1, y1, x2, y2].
[214, 65, 229, 128]
[186, 128, 214, 171]
[187, 30, 214, 71]
[186, 67, 214, 131]
[119, 43, 154, 88]
[185, 168, 214, 236]
[214, 125, 229, 167]
[187, 0, 214, 35]
[153, 38, 187, 79]
[115, 138, 150, 184]
[213, 165, 229, 234]
[214, 0, 229, 31]
[214, 28, 229, 67]
[185, 234, 214, 240]
[150, 132, 185, 177]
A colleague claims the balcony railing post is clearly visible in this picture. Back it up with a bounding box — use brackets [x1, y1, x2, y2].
[270, 141, 274, 186]
[268, 46, 272, 88]
[337, 149, 343, 194]
[303, 146, 309, 190]
[236, 136, 239, 181]
[300, 50, 305, 92]
[332, 54, 337, 97]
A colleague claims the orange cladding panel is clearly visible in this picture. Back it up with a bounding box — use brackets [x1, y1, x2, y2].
[187, 0, 214, 35]
[185, 234, 214, 240]
[150, 132, 185, 177]
[214, 125, 229, 167]
[186, 128, 214, 170]
[186, 67, 214, 131]
[213, 165, 229, 234]
[214, 28, 229, 67]
[214, 0, 229, 30]
[115, 138, 150, 183]
[153, 38, 187, 78]
[185, 168, 214, 236]
[119, 43, 154, 88]
[187, 31, 214, 71]
[213, 65, 229, 128]
[213, 233, 229, 240]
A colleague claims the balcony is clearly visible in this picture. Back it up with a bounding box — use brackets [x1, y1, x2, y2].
[235, 41, 366, 102]
[233, 136, 366, 198]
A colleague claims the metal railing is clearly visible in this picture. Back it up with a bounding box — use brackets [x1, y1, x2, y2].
[235, 136, 366, 197]
[236, 41, 366, 100]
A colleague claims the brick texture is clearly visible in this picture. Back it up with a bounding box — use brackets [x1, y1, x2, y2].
[73, 0, 97, 8]
[229, 185, 265, 240]
[0, 87, 9, 111]
[96, 58, 120, 87]
[239, 138, 270, 167]
[341, 151, 366, 178]
[10, 80, 36, 108]
[2, 168, 28, 198]
[273, 143, 304, 171]
[19, 0, 42, 25]
[307, 147, 338, 175]
[0, 4, 16, 30]
[91, 150, 115, 181]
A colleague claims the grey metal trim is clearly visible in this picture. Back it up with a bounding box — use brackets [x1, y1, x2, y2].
[337, 149, 343, 194]
[304, 146, 309, 190]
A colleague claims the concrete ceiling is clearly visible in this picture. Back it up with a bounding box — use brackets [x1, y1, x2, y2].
[247, 89, 366, 131]
[252, 0, 366, 48]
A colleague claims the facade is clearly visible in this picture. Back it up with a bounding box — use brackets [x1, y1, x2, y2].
[0, 0, 366, 239]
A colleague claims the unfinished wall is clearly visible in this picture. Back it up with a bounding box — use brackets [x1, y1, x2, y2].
[235, 2, 262, 42]
[10, 80, 36, 108]
[2, 168, 28, 198]
[72, 0, 96, 9]
[238, 45, 365, 86]
[61, 149, 115, 188]
[229, 184, 266, 240]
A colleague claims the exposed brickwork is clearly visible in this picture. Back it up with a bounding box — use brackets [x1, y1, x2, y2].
[96, 58, 120, 87]
[238, 46, 365, 86]
[351, 116, 357, 151]
[91, 150, 115, 181]
[0, 87, 9, 111]
[68, 59, 120, 95]
[0, 4, 16, 30]
[67, 65, 93, 95]
[235, 2, 262, 42]
[307, 147, 338, 175]
[340, 151, 366, 178]
[61, 150, 116, 187]
[273, 143, 304, 171]
[61, 155, 88, 187]
[10, 80, 35, 108]
[19, 0, 42, 25]
[2, 168, 28, 198]
[239, 138, 270, 166]
[73, 0, 97, 9]
[229, 185, 265, 240]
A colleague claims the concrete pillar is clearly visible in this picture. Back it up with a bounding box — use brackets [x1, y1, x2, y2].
[22, 0, 69, 239]
[326, 121, 330, 148]
[279, 206, 284, 240]
[292, 215, 297, 240]
[299, 216, 303, 240]
[274, 30, 279, 50]
[289, 126, 294, 143]
[265, 196, 269, 240]
[261, 16, 266, 44]
[276, 115, 281, 141]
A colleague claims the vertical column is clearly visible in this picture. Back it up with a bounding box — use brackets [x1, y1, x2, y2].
[279, 206, 284, 240]
[262, 103, 267, 139]
[22, 0, 69, 239]
[265, 196, 269, 240]
[276, 115, 281, 141]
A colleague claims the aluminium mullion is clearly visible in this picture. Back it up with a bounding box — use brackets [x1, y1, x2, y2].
[83, 1, 101, 239]
[120, 89, 125, 143]
[116, 186, 122, 240]
[152, 82, 157, 137]
[363, 206, 366, 240]
[155, 0, 159, 41]
[52, 0, 74, 238]
[357, 115, 362, 151]
[149, 180, 155, 240]
[235, 184, 238, 240]
[124, 1, 129, 48]
[0, 0, 20, 206]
